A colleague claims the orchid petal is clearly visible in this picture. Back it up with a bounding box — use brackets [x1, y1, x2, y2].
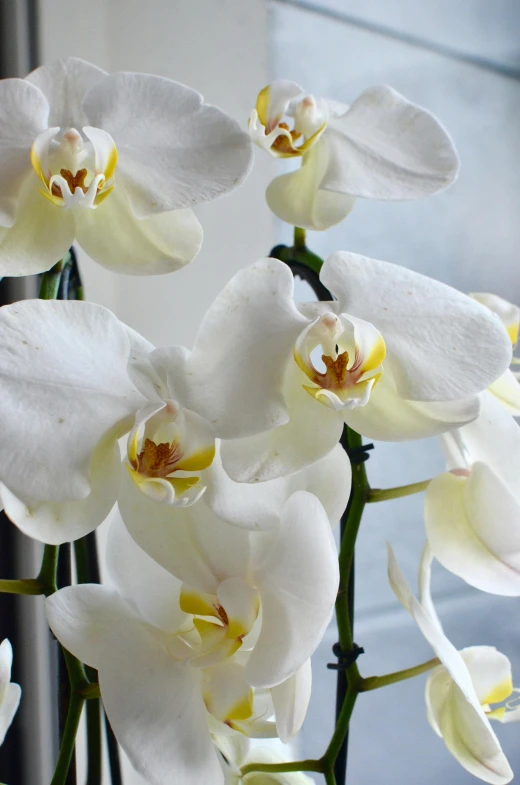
[220, 362, 343, 482]
[0, 174, 75, 276]
[343, 368, 480, 441]
[266, 138, 356, 230]
[0, 683, 21, 746]
[75, 184, 202, 274]
[425, 465, 520, 596]
[0, 299, 146, 501]
[460, 647, 513, 707]
[0, 78, 49, 227]
[321, 253, 512, 402]
[98, 620, 223, 785]
[46, 584, 137, 669]
[458, 392, 520, 496]
[246, 492, 338, 688]
[106, 515, 186, 633]
[83, 71, 252, 218]
[271, 659, 312, 743]
[119, 469, 250, 594]
[180, 258, 308, 439]
[0, 439, 120, 544]
[206, 442, 350, 530]
[321, 85, 458, 200]
[26, 57, 106, 128]
[489, 370, 520, 416]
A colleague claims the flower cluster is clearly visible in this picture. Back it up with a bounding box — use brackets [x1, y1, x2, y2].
[0, 59, 517, 785]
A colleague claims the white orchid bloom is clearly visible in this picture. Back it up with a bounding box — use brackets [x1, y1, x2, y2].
[47, 510, 332, 785]
[0, 57, 252, 276]
[217, 735, 314, 785]
[0, 640, 21, 747]
[249, 80, 458, 230]
[470, 293, 520, 415]
[119, 482, 338, 689]
[0, 299, 222, 542]
[388, 544, 514, 784]
[425, 392, 520, 595]
[169, 253, 511, 482]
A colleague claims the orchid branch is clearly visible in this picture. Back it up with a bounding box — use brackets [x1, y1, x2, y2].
[360, 657, 440, 692]
[368, 479, 432, 503]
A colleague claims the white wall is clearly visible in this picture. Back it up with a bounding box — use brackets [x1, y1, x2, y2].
[38, 2, 274, 782]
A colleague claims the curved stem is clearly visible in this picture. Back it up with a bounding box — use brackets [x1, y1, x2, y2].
[368, 479, 431, 503]
[0, 578, 44, 595]
[241, 759, 324, 776]
[323, 679, 360, 767]
[49, 694, 84, 785]
[360, 657, 440, 692]
[294, 226, 306, 248]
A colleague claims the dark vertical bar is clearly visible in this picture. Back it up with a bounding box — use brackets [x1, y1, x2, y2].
[0, 4, 44, 783]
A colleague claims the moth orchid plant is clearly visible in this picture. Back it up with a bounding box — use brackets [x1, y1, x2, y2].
[0, 55, 517, 785]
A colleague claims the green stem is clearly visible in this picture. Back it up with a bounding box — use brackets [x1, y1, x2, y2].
[360, 657, 440, 692]
[37, 544, 59, 596]
[74, 536, 103, 783]
[0, 578, 44, 595]
[49, 693, 84, 785]
[241, 760, 323, 776]
[39, 259, 65, 300]
[368, 478, 431, 503]
[271, 238, 324, 276]
[323, 680, 360, 767]
[294, 226, 306, 248]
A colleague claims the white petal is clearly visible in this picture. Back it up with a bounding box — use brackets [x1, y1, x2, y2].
[271, 659, 312, 743]
[461, 647, 513, 707]
[0, 640, 13, 704]
[470, 294, 520, 345]
[98, 620, 223, 785]
[0, 300, 146, 501]
[26, 57, 106, 128]
[206, 442, 350, 530]
[220, 362, 343, 482]
[425, 465, 520, 596]
[0, 440, 120, 544]
[119, 469, 250, 594]
[459, 392, 520, 496]
[322, 85, 458, 199]
[246, 492, 339, 688]
[46, 584, 137, 669]
[75, 183, 202, 275]
[0, 79, 49, 227]
[83, 71, 252, 218]
[0, 173, 75, 276]
[0, 683, 21, 746]
[180, 258, 308, 439]
[343, 367, 480, 441]
[266, 138, 356, 231]
[426, 674, 512, 784]
[321, 252, 512, 402]
[489, 370, 520, 416]
[256, 81, 303, 129]
[106, 515, 186, 633]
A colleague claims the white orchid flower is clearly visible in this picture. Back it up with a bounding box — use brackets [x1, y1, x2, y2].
[217, 734, 314, 785]
[119, 483, 338, 690]
[47, 508, 334, 785]
[249, 80, 458, 230]
[0, 57, 252, 276]
[0, 299, 222, 543]
[169, 253, 511, 482]
[470, 293, 520, 415]
[0, 640, 21, 747]
[425, 392, 520, 595]
[388, 544, 514, 784]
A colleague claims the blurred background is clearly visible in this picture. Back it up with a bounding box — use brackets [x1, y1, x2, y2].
[1, 1, 519, 783]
